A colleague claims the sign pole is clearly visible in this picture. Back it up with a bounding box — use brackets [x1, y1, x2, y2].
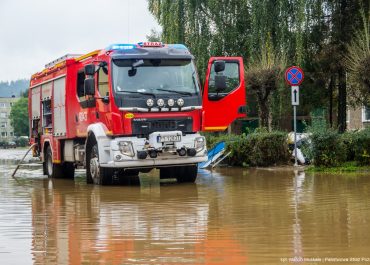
[285, 66, 304, 167]
[293, 104, 298, 167]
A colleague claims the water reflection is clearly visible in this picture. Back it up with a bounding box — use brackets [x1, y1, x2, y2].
[292, 170, 305, 259]
[30, 175, 247, 264]
[1, 165, 370, 264]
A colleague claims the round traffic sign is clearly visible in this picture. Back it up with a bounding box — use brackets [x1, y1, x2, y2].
[285, 66, 304, 86]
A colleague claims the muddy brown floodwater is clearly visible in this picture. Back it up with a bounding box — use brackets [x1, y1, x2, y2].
[1, 164, 370, 264]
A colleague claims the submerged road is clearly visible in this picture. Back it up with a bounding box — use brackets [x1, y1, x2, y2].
[0, 150, 370, 264]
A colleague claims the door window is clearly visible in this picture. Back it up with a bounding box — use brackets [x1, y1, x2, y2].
[208, 61, 240, 100]
[76, 69, 95, 108]
[98, 67, 109, 97]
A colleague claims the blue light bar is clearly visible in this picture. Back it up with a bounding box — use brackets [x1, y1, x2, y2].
[106, 44, 136, 51]
[106, 43, 189, 52]
[168, 44, 188, 50]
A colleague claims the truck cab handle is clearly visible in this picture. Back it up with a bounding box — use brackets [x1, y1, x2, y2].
[95, 96, 109, 104]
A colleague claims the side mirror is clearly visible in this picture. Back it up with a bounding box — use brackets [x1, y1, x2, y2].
[214, 60, 225, 73]
[84, 77, 95, 95]
[215, 75, 227, 92]
[84, 64, 96, 76]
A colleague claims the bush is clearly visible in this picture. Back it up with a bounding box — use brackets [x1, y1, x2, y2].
[341, 131, 357, 161]
[352, 128, 370, 165]
[204, 131, 290, 167]
[310, 129, 346, 167]
[205, 127, 370, 168]
[203, 133, 238, 150]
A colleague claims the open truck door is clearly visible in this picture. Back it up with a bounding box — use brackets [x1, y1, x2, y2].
[202, 57, 246, 132]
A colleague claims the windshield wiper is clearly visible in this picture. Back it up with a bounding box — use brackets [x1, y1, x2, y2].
[155, 88, 193, 96]
[119, 90, 156, 97]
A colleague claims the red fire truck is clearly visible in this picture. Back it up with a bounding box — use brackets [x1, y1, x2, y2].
[29, 42, 246, 185]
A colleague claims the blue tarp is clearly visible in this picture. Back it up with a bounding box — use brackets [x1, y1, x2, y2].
[198, 141, 226, 169]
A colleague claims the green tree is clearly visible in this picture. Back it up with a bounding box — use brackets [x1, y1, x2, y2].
[9, 97, 29, 136]
[320, 0, 369, 132]
[148, 0, 369, 132]
[246, 45, 286, 130]
[146, 28, 162, 42]
[345, 11, 370, 105]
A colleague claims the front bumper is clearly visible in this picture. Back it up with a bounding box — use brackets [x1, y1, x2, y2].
[98, 132, 207, 169]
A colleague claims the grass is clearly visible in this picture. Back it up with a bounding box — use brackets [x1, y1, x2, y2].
[305, 161, 370, 173]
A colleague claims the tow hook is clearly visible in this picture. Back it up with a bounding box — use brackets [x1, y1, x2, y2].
[187, 148, 196, 157]
[137, 151, 148, 159]
[148, 150, 157, 158]
[177, 148, 187, 156]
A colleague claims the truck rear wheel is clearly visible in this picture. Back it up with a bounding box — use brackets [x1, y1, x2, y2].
[44, 146, 75, 179]
[86, 143, 113, 185]
[45, 146, 63, 178]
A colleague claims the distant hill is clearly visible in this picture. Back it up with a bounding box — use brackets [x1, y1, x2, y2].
[0, 79, 29, 97]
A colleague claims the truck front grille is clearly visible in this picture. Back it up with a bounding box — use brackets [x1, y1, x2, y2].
[132, 118, 193, 136]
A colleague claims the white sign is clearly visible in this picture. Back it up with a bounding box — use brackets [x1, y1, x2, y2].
[291, 86, 299, 106]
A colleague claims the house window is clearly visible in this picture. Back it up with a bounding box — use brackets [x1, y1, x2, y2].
[362, 105, 370, 122]
[1, 122, 6, 128]
[0, 112, 6, 118]
[9, 132, 13, 137]
[1, 132, 7, 137]
[0, 103, 6, 108]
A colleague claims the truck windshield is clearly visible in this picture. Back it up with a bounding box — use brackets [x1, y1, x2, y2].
[112, 59, 200, 96]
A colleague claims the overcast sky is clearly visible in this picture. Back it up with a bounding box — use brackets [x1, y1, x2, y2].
[0, 0, 160, 82]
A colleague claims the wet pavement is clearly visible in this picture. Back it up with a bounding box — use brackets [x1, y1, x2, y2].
[1, 163, 370, 264]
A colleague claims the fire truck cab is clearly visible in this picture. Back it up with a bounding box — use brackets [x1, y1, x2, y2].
[29, 42, 246, 185]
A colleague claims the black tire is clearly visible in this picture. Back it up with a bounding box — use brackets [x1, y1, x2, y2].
[176, 165, 198, 183]
[45, 146, 63, 178]
[42, 161, 47, 176]
[86, 143, 113, 185]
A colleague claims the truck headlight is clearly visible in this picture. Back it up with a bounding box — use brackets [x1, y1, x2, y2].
[119, 141, 134, 157]
[177, 98, 184, 107]
[157, 98, 165, 107]
[194, 137, 206, 152]
[168, 98, 175, 107]
[146, 98, 154, 107]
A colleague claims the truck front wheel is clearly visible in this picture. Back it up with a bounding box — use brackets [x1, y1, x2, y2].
[86, 143, 113, 185]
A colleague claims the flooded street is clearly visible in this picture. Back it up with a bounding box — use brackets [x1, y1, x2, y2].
[1, 163, 370, 264]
